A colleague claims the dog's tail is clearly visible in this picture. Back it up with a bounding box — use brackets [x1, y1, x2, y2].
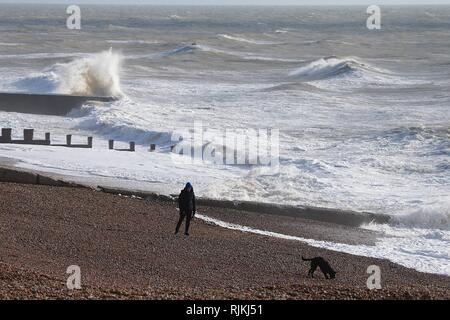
[302, 256, 313, 261]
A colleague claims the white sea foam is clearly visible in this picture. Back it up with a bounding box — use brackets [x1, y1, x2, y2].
[197, 214, 450, 276]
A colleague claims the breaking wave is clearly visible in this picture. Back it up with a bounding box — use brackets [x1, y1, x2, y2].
[289, 56, 389, 81]
[381, 126, 450, 145]
[391, 200, 450, 231]
[128, 43, 300, 63]
[13, 49, 123, 97]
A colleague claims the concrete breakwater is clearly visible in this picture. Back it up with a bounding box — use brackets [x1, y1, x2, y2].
[0, 92, 116, 116]
[0, 166, 87, 188]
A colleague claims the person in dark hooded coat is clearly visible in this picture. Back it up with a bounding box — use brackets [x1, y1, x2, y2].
[175, 182, 196, 236]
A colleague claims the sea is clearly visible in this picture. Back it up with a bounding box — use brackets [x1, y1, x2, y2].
[0, 4, 449, 276]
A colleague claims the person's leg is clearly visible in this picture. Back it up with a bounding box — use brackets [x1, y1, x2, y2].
[175, 212, 186, 234]
[185, 210, 192, 235]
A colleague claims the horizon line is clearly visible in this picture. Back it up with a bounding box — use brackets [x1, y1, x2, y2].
[1, 3, 450, 6]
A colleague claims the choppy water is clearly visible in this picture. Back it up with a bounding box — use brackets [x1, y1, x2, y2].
[0, 5, 449, 275]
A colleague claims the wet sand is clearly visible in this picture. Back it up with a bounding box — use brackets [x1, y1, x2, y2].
[0, 180, 449, 300]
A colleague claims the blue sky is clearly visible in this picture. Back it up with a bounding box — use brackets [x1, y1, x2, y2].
[1, 0, 450, 5]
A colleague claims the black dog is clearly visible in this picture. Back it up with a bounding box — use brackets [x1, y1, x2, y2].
[302, 256, 336, 279]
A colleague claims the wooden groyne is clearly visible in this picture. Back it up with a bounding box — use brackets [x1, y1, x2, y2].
[0, 128, 50, 145]
[0, 128, 92, 149]
[52, 135, 93, 149]
[108, 140, 136, 152]
[0, 128, 161, 153]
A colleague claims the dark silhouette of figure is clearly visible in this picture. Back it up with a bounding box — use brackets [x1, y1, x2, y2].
[175, 182, 196, 236]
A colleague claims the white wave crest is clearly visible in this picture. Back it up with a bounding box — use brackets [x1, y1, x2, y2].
[106, 40, 160, 45]
[391, 200, 450, 230]
[0, 42, 23, 46]
[14, 49, 123, 97]
[218, 34, 277, 45]
[289, 56, 388, 81]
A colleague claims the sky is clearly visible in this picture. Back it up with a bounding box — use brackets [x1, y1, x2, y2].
[1, 0, 450, 5]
